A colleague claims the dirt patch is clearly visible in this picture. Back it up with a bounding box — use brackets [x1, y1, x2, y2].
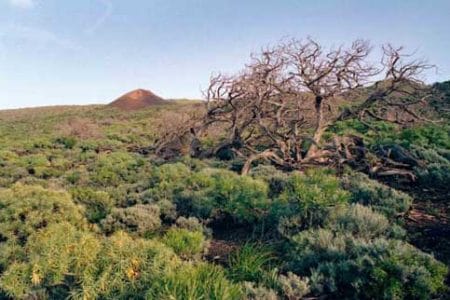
[205, 239, 238, 264]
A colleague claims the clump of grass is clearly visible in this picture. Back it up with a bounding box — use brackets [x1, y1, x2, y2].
[227, 243, 275, 285]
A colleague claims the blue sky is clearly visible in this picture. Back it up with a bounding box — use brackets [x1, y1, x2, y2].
[0, 0, 449, 109]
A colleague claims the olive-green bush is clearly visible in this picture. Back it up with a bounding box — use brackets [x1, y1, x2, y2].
[287, 229, 448, 299]
[273, 169, 350, 235]
[342, 171, 412, 220]
[70, 187, 114, 222]
[180, 168, 270, 223]
[278, 272, 310, 300]
[326, 204, 390, 239]
[90, 152, 144, 187]
[416, 163, 450, 192]
[147, 262, 243, 300]
[243, 282, 278, 300]
[0, 222, 101, 299]
[101, 204, 161, 236]
[162, 227, 207, 259]
[0, 184, 86, 267]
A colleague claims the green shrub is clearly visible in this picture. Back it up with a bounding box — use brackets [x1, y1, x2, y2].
[71, 187, 114, 222]
[249, 165, 289, 198]
[227, 243, 274, 285]
[90, 152, 144, 186]
[273, 169, 350, 233]
[147, 262, 243, 300]
[243, 281, 278, 300]
[162, 227, 207, 259]
[179, 168, 270, 223]
[143, 163, 192, 219]
[94, 231, 180, 298]
[54, 136, 77, 149]
[0, 222, 101, 299]
[2, 228, 180, 299]
[342, 171, 412, 220]
[399, 125, 450, 149]
[410, 145, 449, 164]
[278, 272, 310, 300]
[146, 163, 192, 202]
[326, 204, 390, 239]
[175, 216, 212, 238]
[287, 229, 448, 299]
[416, 163, 450, 192]
[101, 204, 161, 236]
[0, 184, 86, 267]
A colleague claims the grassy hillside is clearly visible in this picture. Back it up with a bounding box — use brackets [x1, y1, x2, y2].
[0, 99, 448, 299]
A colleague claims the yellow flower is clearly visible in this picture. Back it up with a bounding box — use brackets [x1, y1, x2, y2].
[31, 270, 42, 285]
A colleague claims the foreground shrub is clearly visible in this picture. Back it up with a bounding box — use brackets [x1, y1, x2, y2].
[243, 282, 278, 300]
[147, 262, 243, 300]
[278, 272, 310, 300]
[342, 171, 412, 220]
[0, 222, 101, 299]
[274, 169, 350, 234]
[0, 224, 182, 299]
[162, 227, 207, 259]
[287, 229, 448, 299]
[0, 184, 86, 267]
[94, 231, 180, 298]
[101, 204, 161, 236]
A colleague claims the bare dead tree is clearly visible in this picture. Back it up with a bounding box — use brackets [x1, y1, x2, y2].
[158, 38, 435, 175]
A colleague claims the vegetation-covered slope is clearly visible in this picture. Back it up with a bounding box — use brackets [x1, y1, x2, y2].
[0, 95, 448, 299]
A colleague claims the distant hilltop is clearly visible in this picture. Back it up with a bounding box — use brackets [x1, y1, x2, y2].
[109, 89, 166, 110]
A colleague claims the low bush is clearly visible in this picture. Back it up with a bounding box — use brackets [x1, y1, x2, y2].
[175, 216, 212, 238]
[0, 184, 86, 267]
[147, 262, 243, 300]
[179, 168, 270, 223]
[54, 136, 77, 149]
[94, 231, 180, 298]
[342, 171, 412, 220]
[0, 222, 101, 299]
[243, 282, 278, 300]
[90, 152, 144, 187]
[273, 169, 350, 234]
[416, 163, 450, 192]
[278, 272, 310, 300]
[162, 227, 207, 259]
[326, 204, 390, 239]
[71, 187, 114, 222]
[287, 229, 448, 299]
[399, 124, 450, 150]
[410, 145, 449, 164]
[101, 204, 161, 236]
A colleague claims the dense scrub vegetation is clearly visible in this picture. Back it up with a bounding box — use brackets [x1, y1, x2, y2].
[0, 93, 448, 299]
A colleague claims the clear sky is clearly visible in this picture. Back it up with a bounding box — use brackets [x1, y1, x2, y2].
[0, 0, 449, 109]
